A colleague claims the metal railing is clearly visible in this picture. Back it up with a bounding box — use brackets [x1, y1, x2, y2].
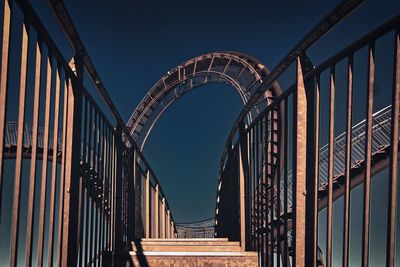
[216, 6, 399, 267]
[0, 0, 176, 266]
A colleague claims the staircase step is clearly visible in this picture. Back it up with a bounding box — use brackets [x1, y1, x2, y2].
[136, 238, 238, 247]
[140, 238, 230, 242]
[132, 244, 242, 252]
[124, 238, 258, 266]
[128, 251, 258, 267]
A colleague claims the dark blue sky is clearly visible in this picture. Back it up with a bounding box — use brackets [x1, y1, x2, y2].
[33, 0, 400, 223]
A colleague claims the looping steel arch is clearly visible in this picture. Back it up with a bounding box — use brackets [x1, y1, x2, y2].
[127, 51, 282, 150]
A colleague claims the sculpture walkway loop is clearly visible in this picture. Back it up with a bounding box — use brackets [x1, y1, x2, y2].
[0, 0, 399, 266]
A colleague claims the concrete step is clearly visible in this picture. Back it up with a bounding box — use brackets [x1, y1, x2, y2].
[124, 238, 258, 266]
[135, 238, 239, 247]
[140, 238, 230, 243]
[132, 244, 242, 252]
[128, 251, 259, 267]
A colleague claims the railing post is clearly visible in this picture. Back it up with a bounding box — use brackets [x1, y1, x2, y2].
[171, 221, 175, 239]
[61, 55, 83, 266]
[293, 56, 307, 266]
[301, 55, 318, 267]
[127, 148, 136, 243]
[161, 198, 166, 238]
[166, 210, 171, 238]
[113, 125, 124, 253]
[145, 170, 150, 237]
[155, 184, 159, 238]
[239, 122, 250, 251]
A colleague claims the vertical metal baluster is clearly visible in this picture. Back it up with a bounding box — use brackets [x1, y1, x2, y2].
[294, 57, 307, 266]
[56, 78, 69, 266]
[283, 100, 289, 267]
[89, 111, 98, 264]
[145, 170, 150, 237]
[154, 184, 159, 238]
[343, 55, 353, 267]
[305, 71, 319, 267]
[277, 105, 282, 267]
[265, 113, 271, 266]
[239, 124, 246, 250]
[314, 75, 320, 267]
[362, 43, 375, 267]
[77, 95, 87, 267]
[271, 110, 276, 267]
[326, 65, 336, 267]
[25, 39, 42, 267]
[99, 117, 106, 262]
[84, 102, 93, 264]
[10, 20, 29, 267]
[0, 0, 12, 209]
[255, 120, 261, 263]
[250, 127, 255, 250]
[37, 55, 53, 267]
[110, 130, 116, 251]
[262, 116, 267, 266]
[61, 67, 83, 266]
[47, 65, 61, 267]
[95, 113, 101, 264]
[106, 125, 111, 250]
[386, 29, 399, 267]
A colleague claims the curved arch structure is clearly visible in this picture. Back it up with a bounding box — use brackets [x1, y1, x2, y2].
[127, 51, 282, 150]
